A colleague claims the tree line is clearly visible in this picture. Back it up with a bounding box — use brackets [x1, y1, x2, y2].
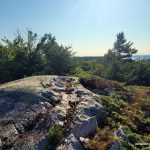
[0, 31, 76, 83]
[76, 32, 150, 86]
[0, 31, 150, 86]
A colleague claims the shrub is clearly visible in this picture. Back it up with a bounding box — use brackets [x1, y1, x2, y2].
[84, 128, 115, 150]
[100, 95, 127, 113]
[73, 66, 93, 78]
[141, 100, 150, 117]
[122, 126, 132, 135]
[137, 118, 150, 134]
[111, 111, 124, 122]
[107, 117, 119, 128]
[80, 75, 124, 91]
[128, 133, 141, 144]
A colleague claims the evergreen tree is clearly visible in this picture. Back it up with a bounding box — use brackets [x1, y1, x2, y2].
[113, 32, 138, 60]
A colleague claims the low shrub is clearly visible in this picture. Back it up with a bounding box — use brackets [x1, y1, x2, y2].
[122, 141, 139, 150]
[100, 95, 127, 112]
[141, 100, 150, 117]
[127, 133, 141, 144]
[137, 118, 150, 134]
[84, 128, 115, 150]
[80, 75, 125, 91]
[122, 126, 132, 135]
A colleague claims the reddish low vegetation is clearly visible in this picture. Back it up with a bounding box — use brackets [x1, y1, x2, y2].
[80, 76, 125, 91]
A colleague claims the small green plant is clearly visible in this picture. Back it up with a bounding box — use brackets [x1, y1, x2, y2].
[122, 141, 139, 150]
[128, 133, 141, 144]
[122, 126, 132, 135]
[48, 126, 63, 144]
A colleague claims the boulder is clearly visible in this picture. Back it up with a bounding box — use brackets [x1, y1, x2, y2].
[74, 96, 104, 125]
[71, 116, 98, 138]
[57, 134, 83, 150]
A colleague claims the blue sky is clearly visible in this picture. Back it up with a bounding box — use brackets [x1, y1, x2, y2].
[0, 0, 150, 56]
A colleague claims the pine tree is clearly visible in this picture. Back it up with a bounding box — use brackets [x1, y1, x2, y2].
[113, 32, 138, 60]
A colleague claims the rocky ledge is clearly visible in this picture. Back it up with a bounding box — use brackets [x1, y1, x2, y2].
[0, 76, 105, 150]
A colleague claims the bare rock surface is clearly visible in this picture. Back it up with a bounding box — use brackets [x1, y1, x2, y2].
[0, 75, 104, 150]
[57, 134, 83, 150]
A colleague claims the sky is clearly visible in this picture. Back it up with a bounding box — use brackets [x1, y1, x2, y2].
[0, 0, 150, 56]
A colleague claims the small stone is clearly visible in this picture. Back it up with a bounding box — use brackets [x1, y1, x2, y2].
[79, 137, 89, 143]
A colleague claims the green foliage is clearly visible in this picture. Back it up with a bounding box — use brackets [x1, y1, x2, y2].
[122, 126, 132, 134]
[104, 49, 117, 63]
[98, 86, 150, 149]
[104, 32, 137, 62]
[123, 142, 139, 150]
[100, 32, 150, 86]
[0, 31, 75, 83]
[113, 32, 137, 60]
[137, 118, 150, 134]
[126, 61, 150, 86]
[100, 94, 129, 129]
[142, 147, 150, 150]
[128, 133, 141, 144]
[73, 66, 92, 79]
[101, 60, 150, 86]
[100, 95, 127, 112]
[141, 100, 150, 117]
[48, 126, 63, 144]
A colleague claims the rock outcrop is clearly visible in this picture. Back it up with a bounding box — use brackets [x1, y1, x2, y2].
[0, 76, 104, 150]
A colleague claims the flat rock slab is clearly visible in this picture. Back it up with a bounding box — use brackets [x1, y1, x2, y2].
[0, 76, 104, 150]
